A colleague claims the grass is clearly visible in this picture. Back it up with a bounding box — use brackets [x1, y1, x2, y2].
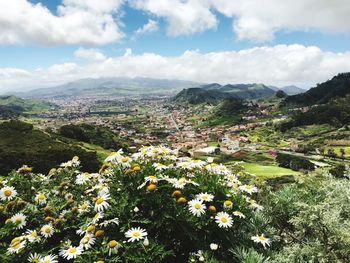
[242, 162, 300, 178]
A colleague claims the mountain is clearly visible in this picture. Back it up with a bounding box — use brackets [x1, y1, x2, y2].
[269, 85, 306, 95]
[14, 77, 202, 99]
[283, 73, 350, 107]
[173, 83, 275, 104]
[0, 95, 58, 118]
[172, 88, 235, 104]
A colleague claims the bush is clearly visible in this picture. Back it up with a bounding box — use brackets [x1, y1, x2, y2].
[276, 154, 315, 171]
[0, 146, 270, 262]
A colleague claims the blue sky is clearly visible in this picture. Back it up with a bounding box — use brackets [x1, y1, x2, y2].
[0, 0, 350, 91]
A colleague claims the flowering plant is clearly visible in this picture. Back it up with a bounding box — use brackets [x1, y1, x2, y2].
[0, 146, 270, 262]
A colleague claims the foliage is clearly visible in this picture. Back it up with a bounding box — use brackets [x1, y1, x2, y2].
[275, 153, 315, 171]
[59, 123, 129, 150]
[0, 146, 270, 262]
[0, 120, 101, 175]
[260, 176, 350, 262]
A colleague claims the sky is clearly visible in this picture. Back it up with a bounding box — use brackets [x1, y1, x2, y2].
[1, 0, 350, 93]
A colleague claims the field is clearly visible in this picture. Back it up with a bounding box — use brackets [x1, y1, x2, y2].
[242, 162, 300, 178]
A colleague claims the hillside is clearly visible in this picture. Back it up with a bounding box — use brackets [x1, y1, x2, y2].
[0, 120, 101, 174]
[283, 73, 350, 106]
[172, 87, 235, 104]
[0, 95, 57, 118]
[14, 77, 201, 98]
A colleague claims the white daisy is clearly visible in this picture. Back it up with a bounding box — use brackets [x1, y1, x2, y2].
[8, 238, 26, 254]
[233, 211, 246, 219]
[94, 193, 110, 212]
[78, 201, 91, 214]
[25, 229, 40, 243]
[28, 252, 42, 262]
[125, 227, 148, 242]
[35, 193, 47, 205]
[80, 234, 95, 250]
[99, 217, 119, 227]
[153, 163, 167, 171]
[251, 234, 271, 248]
[92, 212, 104, 224]
[59, 246, 83, 260]
[0, 186, 17, 201]
[215, 212, 233, 228]
[196, 192, 214, 202]
[188, 199, 206, 217]
[39, 254, 58, 263]
[76, 173, 91, 185]
[239, 185, 258, 195]
[11, 213, 27, 229]
[41, 224, 54, 238]
[107, 240, 121, 255]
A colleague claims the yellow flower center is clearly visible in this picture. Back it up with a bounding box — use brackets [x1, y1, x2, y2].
[37, 194, 46, 200]
[258, 235, 266, 241]
[224, 200, 232, 207]
[68, 248, 77, 254]
[4, 189, 12, 197]
[44, 227, 51, 234]
[194, 203, 201, 209]
[81, 204, 87, 209]
[12, 243, 21, 249]
[122, 157, 129, 162]
[87, 225, 95, 232]
[42, 260, 49, 263]
[30, 231, 37, 237]
[15, 218, 23, 224]
[108, 240, 118, 248]
[82, 237, 90, 244]
[220, 217, 228, 223]
[246, 185, 251, 189]
[11, 238, 21, 246]
[96, 197, 104, 205]
[149, 176, 156, 179]
[132, 232, 140, 237]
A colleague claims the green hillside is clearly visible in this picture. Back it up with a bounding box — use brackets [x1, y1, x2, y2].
[0, 95, 57, 118]
[0, 120, 101, 174]
[282, 72, 350, 107]
[172, 88, 235, 104]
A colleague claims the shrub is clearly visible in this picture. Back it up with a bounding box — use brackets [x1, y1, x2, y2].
[0, 146, 270, 262]
[276, 154, 314, 171]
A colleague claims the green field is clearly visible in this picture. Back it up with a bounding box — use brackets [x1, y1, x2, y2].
[242, 162, 300, 178]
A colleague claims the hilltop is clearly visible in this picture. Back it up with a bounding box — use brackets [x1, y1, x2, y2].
[173, 83, 275, 104]
[283, 73, 350, 106]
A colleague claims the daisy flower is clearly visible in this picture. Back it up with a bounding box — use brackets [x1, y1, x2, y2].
[28, 252, 42, 262]
[75, 173, 91, 185]
[0, 186, 17, 201]
[196, 192, 214, 202]
[99, 217, 119, 227]
[25, 229, 40, 243]
[153, 163, 167, 171]
[251, 234, 271, 248]
[239, 185, 258, 195]
[223, 200, 233, 210]
[125, 227, 148, 242]
[80, 234, 95, 250]
[41, 224, 54, 238]
[188, 199, 206, 217]
[107, 240, 121, 255]
[39, 254, 58, 263]
[215, 212, 233, 228]
[92, 212, 104, 224]
[78, 201, 91, 214]
[233, 211, 246, 219]
[11, 213, 27, 229]
[59, 246, 83, 260]
[35, 193, 47, 205]
[8, 238, 26, 254]
[94, 193, 110, 212]
[210, 243, 218, 250]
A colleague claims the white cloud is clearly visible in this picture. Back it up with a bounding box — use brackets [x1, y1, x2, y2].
[129, 0, 217, 36]
[74, 48, 107, 61]
[1, 44, 350, 93]
[134, 19, 159, 37]
[0, 0, 124, 45]
[130, 0, 350, 41]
